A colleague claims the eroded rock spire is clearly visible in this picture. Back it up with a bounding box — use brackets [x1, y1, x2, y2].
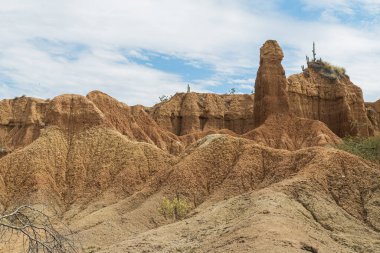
[253, 40, 290, 127]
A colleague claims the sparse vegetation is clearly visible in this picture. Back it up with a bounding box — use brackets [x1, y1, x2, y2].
[229, 88, 236, 94]
[307, 59, 347, 80]
[159, 196, 190, 220]
[319, 61, 346, 79]
[159, 95, 171, 102]
[337, 136, 380, 163]
[304, 42, 347, 80]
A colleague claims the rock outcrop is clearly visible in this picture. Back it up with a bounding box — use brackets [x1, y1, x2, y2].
[287, 61, 374, 137]
[366, 100, 380, 132]
[45, 94, 109, 130]
[243, 114, 341, 150]
[0, 96, 47, 151]
[87, 91, 183, 154]
[0, 92, 185, 155]
[150, 92, 254, 135]
[253, 40, 289, 127]
[248, 40, 341, 149]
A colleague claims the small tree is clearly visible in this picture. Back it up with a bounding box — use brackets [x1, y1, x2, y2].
[229, 88, 236, 95]
[0, 205, 78, 253]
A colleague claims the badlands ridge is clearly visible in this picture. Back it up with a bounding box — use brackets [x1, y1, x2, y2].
[0, 40, 379, 252]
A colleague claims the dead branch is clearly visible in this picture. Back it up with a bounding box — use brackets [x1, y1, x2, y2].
[0, 205, 78, 253]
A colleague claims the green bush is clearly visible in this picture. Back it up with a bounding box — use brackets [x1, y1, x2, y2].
[337, 136, 380, 163]
[159, 196, 190, 220]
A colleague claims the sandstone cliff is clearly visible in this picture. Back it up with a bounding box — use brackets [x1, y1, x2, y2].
[246, 40, 342, 149]
[150, 92, 255, 136]
[0, 92, 186, 156]
[366, 100, 380, 132]
[87, 91, 183, 154]
[243, 114, 341, 150]
[287, 62, 374, 137]
[0, 96, 47, 152]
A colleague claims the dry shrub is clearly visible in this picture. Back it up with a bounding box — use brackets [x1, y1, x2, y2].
[159, 196, 190, 220]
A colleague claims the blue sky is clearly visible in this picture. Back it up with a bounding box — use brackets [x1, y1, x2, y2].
[0, 0, 379, 105]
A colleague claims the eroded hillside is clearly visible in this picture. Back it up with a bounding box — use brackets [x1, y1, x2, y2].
[0, 40, 379, 253]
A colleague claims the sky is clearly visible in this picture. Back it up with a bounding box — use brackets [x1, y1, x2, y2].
[0, 0, 379, 106]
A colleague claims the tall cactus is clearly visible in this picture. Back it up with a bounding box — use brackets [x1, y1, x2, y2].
[312, 42, 316, 62]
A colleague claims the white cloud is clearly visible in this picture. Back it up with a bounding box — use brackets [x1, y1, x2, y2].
[301, 0, 353, 13]
[0, 0, 379, 105]
[301, 0, 380, 15]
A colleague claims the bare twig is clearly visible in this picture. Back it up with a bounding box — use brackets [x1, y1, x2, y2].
[0, 205, 78, 253]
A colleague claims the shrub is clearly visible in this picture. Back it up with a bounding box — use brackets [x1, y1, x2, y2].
[337, 136, 380, 164]
[308, 60, 346, 80]
[322, 61, 346, 76]
[159, 196, 190, 220]
[159, 95, 171, 102]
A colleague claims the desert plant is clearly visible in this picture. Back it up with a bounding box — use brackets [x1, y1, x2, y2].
[0, 205, 78, 253]
[159, 196, 190, 220]
[305, 42, 347, 80]
[229, 88, 236, 95]
[322, 61, 346, 76]
[337, 136, 380, 164]
[159, 95, 171, 102]
[307, 60, 346, 80]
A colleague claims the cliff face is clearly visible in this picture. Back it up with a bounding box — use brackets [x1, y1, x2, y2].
[243, 114, 341, 150]
[253, 40, 289, 127]
[0, 92, 185, 155]
[366, 100, 380, 132]
[87, 91, 183, 154]
[245, 40, 341, 150]
[150, 92, 254, 136]
[0, 96, 47, 151]
[287, 65, 374, 137]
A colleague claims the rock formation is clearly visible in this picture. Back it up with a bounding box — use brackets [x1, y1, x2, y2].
[366, 100, 380, 132]
[87, 91, 183, 154]
[253, 40, 289, 127]
[243, 114, 341, 150]
[0, 40, 379, 253]
[246, 40, 341, 149]
[150, 92, 254, 135]
[0, 92, 185, 155]
[287, 60, 374, 137]
[0, 96, 47, 151]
